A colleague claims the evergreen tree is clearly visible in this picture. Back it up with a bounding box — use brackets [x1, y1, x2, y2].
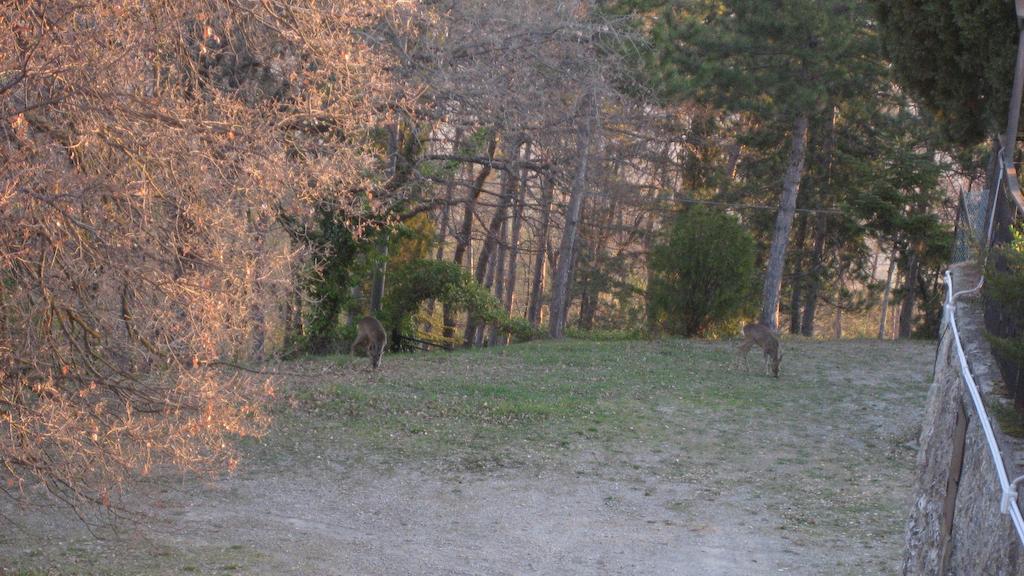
[648, 207, 757, 336]
[876, 0, 1018, 146]
[632, 0, 882, 328]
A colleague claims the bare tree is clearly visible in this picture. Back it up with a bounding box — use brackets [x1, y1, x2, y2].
[527, 174, 556, 326]
[550, 91, 597, 339]
[1, 0, 409, 506]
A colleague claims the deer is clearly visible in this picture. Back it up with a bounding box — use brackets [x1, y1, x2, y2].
[351, 316, 387, 370]
[737, 322, 782, 378]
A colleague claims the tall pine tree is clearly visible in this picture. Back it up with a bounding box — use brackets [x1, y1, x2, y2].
[876, 0, 1018, 147]
[634, 0, 881, 329]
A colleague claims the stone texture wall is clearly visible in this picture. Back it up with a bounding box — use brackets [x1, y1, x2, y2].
[903, 264, 1024, 576]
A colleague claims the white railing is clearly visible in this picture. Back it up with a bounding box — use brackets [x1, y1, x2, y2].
[943, 269, 1024, 547]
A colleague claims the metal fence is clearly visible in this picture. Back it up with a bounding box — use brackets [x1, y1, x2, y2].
[978, 144, 1024, 410]
[952, 185, 993, 264]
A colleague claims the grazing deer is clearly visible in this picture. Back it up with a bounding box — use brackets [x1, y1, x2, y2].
[351, 316, 387, 369]
[737, 323, 782, 378]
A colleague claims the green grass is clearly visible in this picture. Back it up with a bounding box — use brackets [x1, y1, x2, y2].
[5, 337, 935, 576]
[265, 338, 930, 479]
[273, 339, 716, 458]
[289, 338, 930, 559]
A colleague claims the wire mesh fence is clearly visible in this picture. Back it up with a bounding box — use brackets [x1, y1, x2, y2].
[981, 149, 1024, 410]
[952, 185, 993, 264]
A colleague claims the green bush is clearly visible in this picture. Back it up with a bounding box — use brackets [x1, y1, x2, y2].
[380, 259, 506, 346]
[502, 317, 547, 343]
[647, 206, 757, 336]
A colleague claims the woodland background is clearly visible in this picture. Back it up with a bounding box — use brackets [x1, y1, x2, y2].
[1, 0, 1014, 507]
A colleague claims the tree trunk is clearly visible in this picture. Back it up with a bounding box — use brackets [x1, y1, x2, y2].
[245, 210, 270, 359]
[878, 246, 896, 340]
[550, 92, 596, 339]
[898, 245, 920, 339]
[445, 134, 498, 341]
[483, 240, 498, 289]
[833, 297, 842, 339]
[496, 146, 530, 346]
[488, 217, 510, 346]
[279, 229, 307, 357]
[527, 173, 555, 327]
[504, 141, 529, 315]
[788, 214, 809, 335]
[578, 283, 597, 330]
[473, 145, 519, 284]
[800, 215, 827, 337]
[503, 205, 521, 311]
[371, 123, 400, 316]
[370, 236, 388, 314]
[760, 113, 810, 330]
[561, 234, 583, 332]
[716, 140, 742, 197]
[451, 135, 497, 268]
[576, 242, 594, 331]
[833, 266, 844, 340]
[283, 240, 304, 357]
[425, 142, 458, 334]
[465, 140, 519, 346]
[464, 243, 494, 347]
[435, 128, 464, 262]
[492, 219, 508, 298]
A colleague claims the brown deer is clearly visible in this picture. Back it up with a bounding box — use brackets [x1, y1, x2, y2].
[737, 323, 782, 378]
[351, 316, 387, 369]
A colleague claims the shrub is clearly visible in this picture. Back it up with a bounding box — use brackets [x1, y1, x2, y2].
[502, 317, 548, 343]
[647, 207, 757, 336]
[0, 0, 402, 507]
[380, 259, 506, 346]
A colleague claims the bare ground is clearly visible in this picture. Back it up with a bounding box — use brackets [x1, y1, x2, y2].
[1, 338, 933, 575]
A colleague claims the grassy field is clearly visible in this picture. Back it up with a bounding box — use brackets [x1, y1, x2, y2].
[1, 337, 934, 575]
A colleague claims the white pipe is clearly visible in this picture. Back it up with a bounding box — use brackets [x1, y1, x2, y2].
[943, 270, 1024, 546]
[951, 276, 984, 302]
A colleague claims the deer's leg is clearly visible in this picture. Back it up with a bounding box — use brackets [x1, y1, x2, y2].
[737, 340, 752, 372]
[351, 334, 366, 355]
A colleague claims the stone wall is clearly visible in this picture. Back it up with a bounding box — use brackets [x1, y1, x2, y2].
[903, 264, 1024, 576]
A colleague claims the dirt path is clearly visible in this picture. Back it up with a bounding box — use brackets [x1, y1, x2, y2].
[152, 465, 809, 574]
[1, 338, 933, 575]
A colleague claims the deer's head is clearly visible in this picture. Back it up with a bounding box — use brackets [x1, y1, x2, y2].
[370, 342, 384, 369]
[771, 351, 783, 378]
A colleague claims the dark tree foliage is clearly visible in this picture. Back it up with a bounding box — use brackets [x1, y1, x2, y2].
[876, 0, 1018, 146]
[276, 119, 427, 355]
[279, 203, 383, 354]
[647, 207, 757, 336]
[630, 0, 877, 120]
